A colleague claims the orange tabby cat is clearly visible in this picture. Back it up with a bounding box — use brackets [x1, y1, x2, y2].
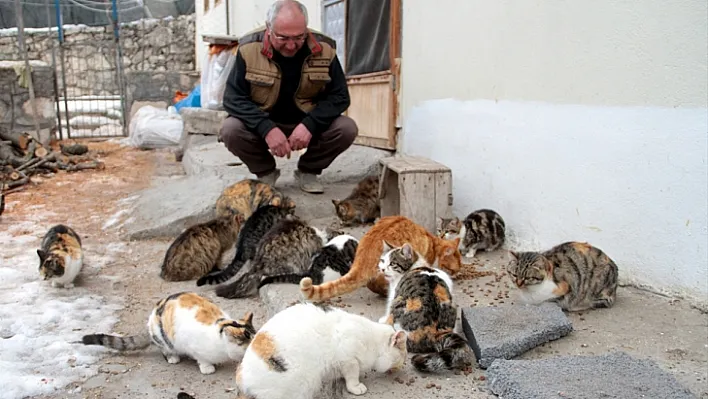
[300, 216, 462, 301]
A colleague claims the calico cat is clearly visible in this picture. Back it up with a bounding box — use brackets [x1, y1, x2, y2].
[214, 217, 336, 299]
[300, 215, 462, 301]
[437, 209, 506, 258]
[37, 224, 83, 288]
[80, 292, 256, 374]
[377, 242, 475, 373]
[235, 302, 407, 399]
[258, 234, 358, 289]
[507, 241, 619, 312]
[215, 178, 295, 219]
[332, 175, 380, 226]
[160, 213, 245, 282]
[196, 204, 296, 287]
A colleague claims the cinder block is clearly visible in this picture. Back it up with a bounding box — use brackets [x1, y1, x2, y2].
[179, 107, 228, 135]
[461, 302, 573, 368]
[486, 351, 697, 399]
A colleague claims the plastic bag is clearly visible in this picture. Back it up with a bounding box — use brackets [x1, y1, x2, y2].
[200, 44, 238, 110]
[174, 85, 202, 112]
[125, 105, 183, 149]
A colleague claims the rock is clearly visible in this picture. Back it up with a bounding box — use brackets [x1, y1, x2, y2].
[461, 302, 573, 368]
[486, 351, 697, 399]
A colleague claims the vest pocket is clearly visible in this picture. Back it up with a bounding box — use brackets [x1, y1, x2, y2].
[245, 71, 276, 105]
[297, 72, 332, 99]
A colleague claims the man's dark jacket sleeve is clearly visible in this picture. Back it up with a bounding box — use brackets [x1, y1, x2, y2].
[222, 49, 277, 138]
[301, 55, 351, 135]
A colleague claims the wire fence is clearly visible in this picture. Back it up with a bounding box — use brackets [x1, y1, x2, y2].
[1, 0, 193, 140]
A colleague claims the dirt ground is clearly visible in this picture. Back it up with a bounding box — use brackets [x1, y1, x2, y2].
[3, 141, 707, 399]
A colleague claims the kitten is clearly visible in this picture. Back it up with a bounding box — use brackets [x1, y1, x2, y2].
[160, 213, 245, 282]
[332, 175, 380, 226]
[214, 217, 335, 299]
[378, 242, 475, 373]
[258, 234, 358, 289]
[215, 178, 295, 219]
[507, 241, 619, 312]
[235, 302, 407, 399]
[80, 292, 256, 374]
[437, 209, 506, 258]
[196, 204, 296, 287]
[37, 224, 83, 288]
[300, 215, 462, 301]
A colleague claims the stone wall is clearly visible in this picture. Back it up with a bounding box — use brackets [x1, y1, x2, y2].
[0, 14, 195, 97]
[0, 60, 56, 145]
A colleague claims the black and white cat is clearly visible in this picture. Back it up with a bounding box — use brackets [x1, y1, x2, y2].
[257, 234, 359, 289]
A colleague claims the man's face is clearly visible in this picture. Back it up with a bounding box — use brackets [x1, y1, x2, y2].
[268, 13, 308, 57]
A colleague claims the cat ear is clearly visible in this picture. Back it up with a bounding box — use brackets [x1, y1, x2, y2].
[543, 257, 553, 275]
[235, 213, 245, 224]
[382, 240, 394, 253]
[401, 243, 413, 259]
[331, 199, 340, 206]
[37, 249, 46, 261]
[242, 311, 254, 326]
[390, 330, 407, 349]
[508, 250, 518, 260]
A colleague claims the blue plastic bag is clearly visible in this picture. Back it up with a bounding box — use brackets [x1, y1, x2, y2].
[174, 85, 202, 112]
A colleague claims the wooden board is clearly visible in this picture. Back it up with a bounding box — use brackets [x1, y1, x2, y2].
[346, 71, 396, 150]
[400, 173, 437, 233]
[380, 155, 451, 174]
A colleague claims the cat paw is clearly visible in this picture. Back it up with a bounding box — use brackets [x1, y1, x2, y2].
[346, 383, 367, 395]
[166, 355, 181, 364]
[378, 316, 388, 323]
[198, 363, 216, 374]
[64, 282, 75, 289]
[464, 249, 477, 258]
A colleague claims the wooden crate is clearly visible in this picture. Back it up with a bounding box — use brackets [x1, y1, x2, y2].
[378, 156, 453, 233]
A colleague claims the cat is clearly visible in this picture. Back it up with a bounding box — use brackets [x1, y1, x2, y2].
[377, 241, 475, 373]
[215, 178, 295, 219]
[300, 215, 462, 301]
[437, 209, 506, 258]
[79, 292, 256, 374]
[507, 241, 619, 312]
[234, 302, 407, 399]
[257, 234, 358, 289]
[160, 213, 245, 282]
[37, 224, 83, 288]
[332, 175, 380, 226]
[214, 217, 337, 299]
[196, 204, 296, 287]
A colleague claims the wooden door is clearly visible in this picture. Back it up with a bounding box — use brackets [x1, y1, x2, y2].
[322, 0, 402, 150]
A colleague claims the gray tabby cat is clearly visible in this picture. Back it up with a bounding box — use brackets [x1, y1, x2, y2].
[377, 241, 475, 373]
[196, 204, 295, 287]
[437, 209, 505, 258]
[258, 234, 358, 289]
[214, 216, 336, 299]
[507, 241, 619, 312]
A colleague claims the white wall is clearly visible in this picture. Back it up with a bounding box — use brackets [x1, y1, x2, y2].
[194, 0, 322, 71]
[398, 0, 708, 302]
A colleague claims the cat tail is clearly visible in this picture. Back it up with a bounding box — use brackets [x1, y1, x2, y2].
[196, 258, 245, 286]
[80, 332, 151, 351]
[257, 272, 310, 289]
[214, 273, 260, 299]
[411, 332, 475, 373]
[299, 248, 379, 301]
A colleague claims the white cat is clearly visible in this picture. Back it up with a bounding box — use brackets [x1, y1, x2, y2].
[79, 292, 257, 374]
[235, 302, 407, 399]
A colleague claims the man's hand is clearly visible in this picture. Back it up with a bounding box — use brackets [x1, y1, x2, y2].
[265, 127, 291, 158]
[288, 123, 312, 151]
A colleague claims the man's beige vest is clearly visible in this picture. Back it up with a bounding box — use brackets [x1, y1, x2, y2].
[237, 26, 338, 113]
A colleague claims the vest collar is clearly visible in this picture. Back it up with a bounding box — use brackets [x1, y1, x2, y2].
[261, 29, 323, 59]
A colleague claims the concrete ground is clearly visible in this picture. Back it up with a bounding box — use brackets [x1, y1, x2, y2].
[13, 141, 707, 399]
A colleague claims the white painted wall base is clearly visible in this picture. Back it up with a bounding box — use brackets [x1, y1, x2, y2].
[400, 98, 708, 303]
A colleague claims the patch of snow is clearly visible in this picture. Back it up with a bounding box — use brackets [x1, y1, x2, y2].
[0, 221, 123, 399]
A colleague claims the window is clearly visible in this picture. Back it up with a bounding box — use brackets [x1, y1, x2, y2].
[322, 0, 392, 76]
